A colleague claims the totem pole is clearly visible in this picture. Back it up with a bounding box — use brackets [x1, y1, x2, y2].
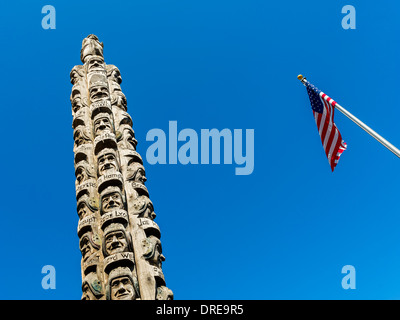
[70, 34, 173, 300]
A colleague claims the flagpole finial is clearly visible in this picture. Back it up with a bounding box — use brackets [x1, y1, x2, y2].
[297, 74, 304, 81]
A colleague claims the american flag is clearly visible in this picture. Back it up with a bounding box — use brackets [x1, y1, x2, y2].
[305, 81, 347, 171]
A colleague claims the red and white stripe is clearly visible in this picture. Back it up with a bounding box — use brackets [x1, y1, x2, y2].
[313, 93, 347, 171]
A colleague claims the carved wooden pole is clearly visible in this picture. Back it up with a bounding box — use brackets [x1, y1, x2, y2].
[70, 34, 173, 300]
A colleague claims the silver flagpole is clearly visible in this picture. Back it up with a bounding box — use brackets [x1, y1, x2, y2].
[298, 74, 400, 159]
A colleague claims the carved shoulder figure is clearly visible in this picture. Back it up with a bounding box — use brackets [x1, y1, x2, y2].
[156, 286, 174, 300]
[70, 65, 85, 85]
[107, 65, 122, 84]
[71, 94, 88, 114]
[75, 161, 96, 185]
[109, 81, 122, 94]
[70, 84, 81, 102]
[79, 230, 101, 262]
[77, 194, 98, 219]
[72, 108, 90, 129]
[111, 91, 127, 111]
[117, 126, 137, 151]
[117, 111, 133, 128]
[126, 162, 146, 184]
[142, 235, 165, 269]
[131, 195, 156, 219]
[73, 125, 92, 148]
[81, 272, 103, 300]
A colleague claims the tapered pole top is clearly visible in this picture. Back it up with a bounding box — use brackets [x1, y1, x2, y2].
[80, 34, 104, 63]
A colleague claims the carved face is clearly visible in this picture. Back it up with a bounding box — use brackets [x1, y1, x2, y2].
[90, 85, 109, 102]
[74, 127, 91, 147]
[71, 86, 81, 101]
[142, 203, 155, 220]
[132, 196, 155, 219]
[111, 69, 121, 84]
[112, 92, 127, 110]
[105, 230, 128, 255]
[81, 283, 96, 300]
[152, 243, 165, 268]
[77, 202, 90, 218]
[121, 128, 137, 150]
[110, 276, 136, 300]
[110, 82, 121, 93]
[76, 167, 86, 185]
[74, 132, 86, 147]
[127, 164, 146, 184]
[94, 116, 112, 136]
[88, 58, 105, 72]
[156, 286, 173, 300]
[107, 65, 122, 84]
[70, 70, 80, 85]
[75, 164, 94, 185]
[144, 236, 165, 269]
[80, 233, 96, 261]
[77, 196, 98, 219]
[101, 192, 123, 213]
[72, 97, 83, 113]
[135, 168, 146, 183]
[98, 152, 119, 175]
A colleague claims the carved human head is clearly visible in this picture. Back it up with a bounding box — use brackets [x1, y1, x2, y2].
[74, 126, 91, 148]
[112, 91, 127, 110]
[107, 65, 122, 84]
[102, 223, 131, 257]
[118, 112, 133, 129]
[81, 272, 103, 300]
[93, 113, 113, 137]
[97, 148, 120, 176]
[143, 235, 165, 269]
[70, 85, 81, 102]
[127, 162, 146, 184]
[90, 85, 109, 102]
[131, 196, 155, 219]
[75, 161, 96, 185]
[70, 65, 85, 85]
[100, 186, 125, 214]
[87, 56, 105, 73]
[156, 286, 174, 300]
[106, 267, 139, 300]
[79, 230, 101, 262]
[118, 127, 137, 150]
[77, 194, 98, 219]
[71, 96, 83, 114]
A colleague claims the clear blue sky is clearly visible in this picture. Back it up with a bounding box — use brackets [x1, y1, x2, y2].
[1, 0, 400, 299]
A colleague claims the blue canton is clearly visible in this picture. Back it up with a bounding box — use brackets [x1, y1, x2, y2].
[306, 82, 323, 113]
